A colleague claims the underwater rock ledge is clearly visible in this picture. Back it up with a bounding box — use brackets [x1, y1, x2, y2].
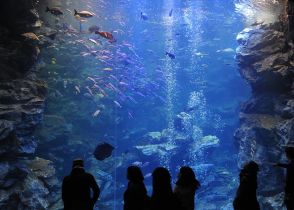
[0, 0, 58, 209]
[235, 21, 294, 209]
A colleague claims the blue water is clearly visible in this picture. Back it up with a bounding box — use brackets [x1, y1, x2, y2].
[36, 0, 251, 209]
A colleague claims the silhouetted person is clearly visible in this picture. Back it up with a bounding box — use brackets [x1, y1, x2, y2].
[62, 159, 100, 210]
[174, 166, 200, 210]
[233, 161, 260, 210]
[123, 166, 150, 210]
[150, 167, 181, 210]
[275, 146, 294, 210]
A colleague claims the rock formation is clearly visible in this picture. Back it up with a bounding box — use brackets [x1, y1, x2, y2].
[0, 0, 58, 209]
[235, 20, 294, 209]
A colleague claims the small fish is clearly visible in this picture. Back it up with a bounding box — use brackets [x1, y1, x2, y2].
[63, 80, 68, 88]
[140, 12, 148, 20]
[95, 31, 115, 41]
[94, 84, 108, 97]
[66, 9, 72, 14]
[119, 81, 128, 86]
[88, 38, 99, 45]
[165, 52, 175, 59]
[87, 77, 96, 84]
[114, 100, 122, 108]
[103, 67, 112, 71]
[21, 32, 39, 41]
[92, 109, 100, 117]
[128, 111, 134, 119]
[55, 90, 63, 97]
[86, 86, 94, 96]
[74, 9, 94, 18]
[74, 85, 81, 93]
[144, 173, 152, 178]
[46, 7, 63, 16]
[169, 9, 173, 17]
[216, 48, 234, 53]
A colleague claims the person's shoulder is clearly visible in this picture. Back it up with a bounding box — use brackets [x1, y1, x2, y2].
[62, 175, 71, 182]
[84, 172, 96, 179]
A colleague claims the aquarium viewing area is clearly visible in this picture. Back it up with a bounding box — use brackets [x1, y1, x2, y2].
[1, 0, 294, 209]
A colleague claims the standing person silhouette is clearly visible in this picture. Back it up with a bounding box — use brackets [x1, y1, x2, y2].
[123, 166, 150, 210]
[150, 167, 181, 210]
[62, 159, 100, 210]
[174, 166, 200, 210]
[233, 161, 260, 210]
[275, 146, 294, 210]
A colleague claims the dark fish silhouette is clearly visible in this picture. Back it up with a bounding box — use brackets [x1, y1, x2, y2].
[46, 7, 63, 16]
[166, 52, 175, 59]
[89, 25, 100, 33]
[140, 12, 148, 20]
[169, 9, 173, 17]
[94, 142, 114, 160]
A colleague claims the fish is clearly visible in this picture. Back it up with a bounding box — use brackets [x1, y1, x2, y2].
[92, 109, 100, 117]
[144, 173, 152, 178]
[74, 9, 94, 18]
[140, 12, 148, 20]
[119, 81, 128, 86]
[128, 111, 134, 119]
[114, 100, 122, 108]
[88, 38, 100, 45]
[46, 7, 63, 16]
[169, 9, 173, 17]
[88, 25, 100, 33]
[95, 31, 115, 42]
[87, 77, 97, 84]
[94, 84, 108, 97]
[74, 85, 81, 93]
[86, 86, 94, 96]
[216, 48, 234, 53]
[103, 67, 113, 71]
[63, 80, 68, 88]
[165, 52, 175, 59]
[21, 32, 39, 41]
[93, 142, 114, 161]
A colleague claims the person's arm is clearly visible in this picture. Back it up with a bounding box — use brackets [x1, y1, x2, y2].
[89, 175, 100, 204]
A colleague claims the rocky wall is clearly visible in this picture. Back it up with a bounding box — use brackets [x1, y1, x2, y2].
[235, 20, 294, 209]
[0, 0, 58, 209]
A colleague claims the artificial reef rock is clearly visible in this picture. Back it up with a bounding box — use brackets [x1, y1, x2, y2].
[0, 0, 59, 209]
[235, 20, 294, 209]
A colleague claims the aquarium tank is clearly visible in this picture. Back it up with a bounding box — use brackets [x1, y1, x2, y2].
[0, 0, 293, 209]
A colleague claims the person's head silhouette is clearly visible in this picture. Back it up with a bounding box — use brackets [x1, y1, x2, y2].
[152, 167, 172, 195]
[285, 146, 294, 161]
[127, 166, 144, 183]
[243, 161, 259, 173]
[72, 158, 84, 169]
[176, 166, 200, 190]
